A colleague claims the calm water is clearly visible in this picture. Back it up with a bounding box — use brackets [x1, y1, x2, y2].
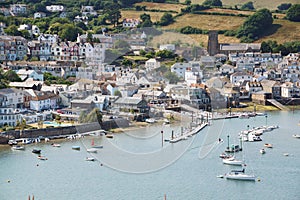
[0, 111, 299, 200]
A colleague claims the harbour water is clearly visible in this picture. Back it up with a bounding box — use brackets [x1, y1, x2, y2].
[0, 111, 299, 200]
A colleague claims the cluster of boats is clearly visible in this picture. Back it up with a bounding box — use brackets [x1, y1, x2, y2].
[239, 125, 279, 142]
[217, 123, 280, 181]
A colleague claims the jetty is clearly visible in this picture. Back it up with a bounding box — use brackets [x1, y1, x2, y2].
[169, 122, 208, 143]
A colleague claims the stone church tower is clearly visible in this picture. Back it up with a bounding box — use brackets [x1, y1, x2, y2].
[207, 31, 219, 56]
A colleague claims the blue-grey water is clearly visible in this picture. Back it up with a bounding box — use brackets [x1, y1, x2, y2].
[0, 111, 299, 200]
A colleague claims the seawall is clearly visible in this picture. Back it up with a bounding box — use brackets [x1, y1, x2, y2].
[0, 118, 129, 144]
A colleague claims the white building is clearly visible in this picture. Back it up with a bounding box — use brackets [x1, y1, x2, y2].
[185, 69, 203, 86]
[171, 62, 201, 78]
[145, 58, 160, 71]
[17, 69, 44, 81]
[0, 88, 24, 109]
[21, 24, 40, 36]
[34, 12, 46, 19]
[10, 4, 27, 15]
[28, 90, 59, 111]
[38, 34, 59, 44]
[46, 5, 64, 12]
[0, 105, 22, 127]
[76, 66, 95, 80]
[122, 19, 140, 28]
[281, 82, 299, 98]
[159, 44, 176, 51]
[230, 72, 252, 84]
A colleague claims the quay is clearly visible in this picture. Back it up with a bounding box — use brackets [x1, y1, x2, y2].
[169, 122, 208, 143]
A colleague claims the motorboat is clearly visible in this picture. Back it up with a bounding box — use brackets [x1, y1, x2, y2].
[92, 145, 103, 149]
[85, 157, 95, 161]
[32, 148, 41, 154]
[219, 152, 233, 159]
[260, 148, 266, 154]
[283, 153, 289, 156]
[87, 148, 97, 153]
[222, 157, 244, 166]
[225, 169, 256, 181]
[145, 118, 156, 123]
[11, 145, 25, 150]
[8, 140, 17, 145]
[239, 113, 250, 119]
[37, 155, 48, 160]
[106, 134, 114, 139]
[292, 134, 300, 139]
[72, 146, 80, 150]
[51, 143, 61, 147]
[264, 143, 273, 148]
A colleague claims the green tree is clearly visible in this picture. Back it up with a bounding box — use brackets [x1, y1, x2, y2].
[260, 41, 273, 53]
[59, 24, 83, 41]
[203, 0, 222, 7]
[4, 25, 21, 36]
[286, 4, 300, 22]
[155, 50, 175, 59]
[114, 90, 122, 97]
[4, 70, 21, 82]
[121, 59, 133, 67]
[237, 9, 273, 41]
[241, 2, 254, 10]
[104, 1, 121, 27]
[184, 0, 192, 5]
[95, 108, 103, 125]
[159, 13, 174, 26]
[0, 69, 9, 89]
[164, 71, 180, 84]
[277, 3, 292, 11]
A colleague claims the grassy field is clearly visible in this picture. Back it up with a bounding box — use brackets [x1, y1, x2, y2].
[185, 0, 300, 10]
[121, 10, 175, 22]
[202, 8, 286, 19]
[257, 19, 300, 43]
[149, 31, 239, 48]
[135, 2, 186, 13]
[122, 1, 300, 45]
[161, 14, 245, 31]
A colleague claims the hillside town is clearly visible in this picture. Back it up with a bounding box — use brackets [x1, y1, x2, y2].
[0, 3, 300, 131]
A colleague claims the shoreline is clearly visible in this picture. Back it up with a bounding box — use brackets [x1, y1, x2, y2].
[1, 107, 297, 146]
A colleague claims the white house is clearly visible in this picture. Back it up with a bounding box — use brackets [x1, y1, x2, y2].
[230, 72, 252, 84]
[0, 88, 24, 109]
[76, 66, 95, 80]
[185, 69, 203, 86]
[0, 105, 22, 127]
[82, 43, 106, 68]
[145, 58, 160, 71]
[171, 62, 202, 78]
[122, 19, 140, 28]
[17, 69, 44, 81]
[117, 71, 138, 84]
[46, 5, 64, 12]
[28, 90, 60, 111]
[81, 6, 97, 16]
[38, 34, 59, 44]
[220, 64, 234, 74]
[245, 81, 263, 93]
[159, 44, 176, 51]
[10, 4, 27, 15]
[18, 24, 40, 36]
[34, 12, 46, 19]
[281, 82, 299, 98]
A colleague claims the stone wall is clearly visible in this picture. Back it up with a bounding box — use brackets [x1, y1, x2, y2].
[0, 118, 130, 144]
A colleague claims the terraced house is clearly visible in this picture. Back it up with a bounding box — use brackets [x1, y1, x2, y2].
[0, 36, 27, 61]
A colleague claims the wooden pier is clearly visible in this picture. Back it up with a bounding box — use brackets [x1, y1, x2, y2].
[169, 122, 208, 143]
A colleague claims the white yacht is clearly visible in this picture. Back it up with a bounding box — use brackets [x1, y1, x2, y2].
[225, 169, 256, 181]
[222, 156, 244, 166]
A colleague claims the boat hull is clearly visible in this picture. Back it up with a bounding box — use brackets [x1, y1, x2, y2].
[225, 174, 256, 181]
